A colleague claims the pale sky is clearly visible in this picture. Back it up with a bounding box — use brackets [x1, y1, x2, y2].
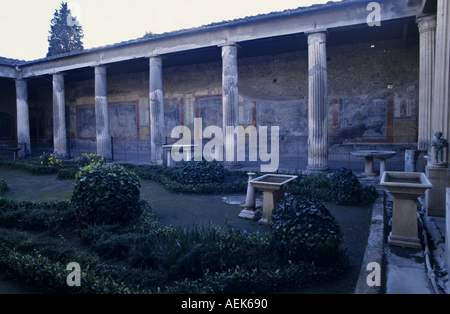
[0, 0, 332, 61]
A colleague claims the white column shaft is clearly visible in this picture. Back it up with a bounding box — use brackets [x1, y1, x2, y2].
[15, 79, 31, 157]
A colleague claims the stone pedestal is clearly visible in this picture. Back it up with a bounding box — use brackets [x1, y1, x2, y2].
[381, 172, 433, 250]
[425, 166, 450, 217]
[249, 174, 297, 225]
[388, 197, 423, 249]
[306, 31, 329, 173]
[95, 66, 112, 159]
[239, 172, 260, 219]
[258, 189, 284, 225]
[405, 150, 428, 172]
[15, 79, 31, 157]
[445, 188, 450, 286]
[52, 73, 67, 158]
[149, 56, 166, 165]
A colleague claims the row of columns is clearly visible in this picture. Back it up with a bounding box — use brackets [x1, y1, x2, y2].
[416, 1, 450, 166]
[14, 34, 330, 170]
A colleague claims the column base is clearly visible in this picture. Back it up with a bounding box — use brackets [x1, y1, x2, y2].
[306, 166, 329, 174]
[239, 209, 261, 220]
[388, 233, 422, 250]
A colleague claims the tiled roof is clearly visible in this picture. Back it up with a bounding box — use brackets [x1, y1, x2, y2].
[0, 56, 24, 66]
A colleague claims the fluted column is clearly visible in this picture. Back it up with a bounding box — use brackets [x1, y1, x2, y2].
[95, 66, 112, 159]
[306, 31, 329, 172]
[15, 79, 31, 157]
[432, 0, 450, 165]
[52, 73, 67, 158]
[417, 14, 437, 152]
[221, 44, 240, 167]
[149, 56, 165, 165]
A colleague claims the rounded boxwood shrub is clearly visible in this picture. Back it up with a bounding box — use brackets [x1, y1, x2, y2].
[181, 157, 225, 185]
[330, 167, 363, 205]
[329, 167, 379, 205]
[71, 163, 141, 227]
[270, 196, 345, 267]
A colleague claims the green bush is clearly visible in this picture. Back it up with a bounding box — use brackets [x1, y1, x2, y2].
[287, 168, 379, 206]
[270, 196, 346, 267]
[0, 198, 74, 231]
[330, 167, 379, 205]
[329, 167, 363, 205]
[39, 152, 62, 168]
[0, 179, 9, 195]
[71, 163, 141, 227]
[57, 167, 80, 179]
[181, 157, 225, 185]
[287, 172, 332, 201]
[76, 153, 106, 167]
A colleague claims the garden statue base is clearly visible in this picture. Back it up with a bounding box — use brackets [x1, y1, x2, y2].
[249, 174, 297, 225]
[380, 171, 433, 249]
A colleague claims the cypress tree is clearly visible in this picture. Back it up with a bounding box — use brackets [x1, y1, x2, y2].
[47, 2, 84, 57]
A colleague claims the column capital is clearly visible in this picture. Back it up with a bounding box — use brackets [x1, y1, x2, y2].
[306, 30, 328, 45]
[218, 42, 241, 49]
[305, 29, 328, 36]
[416, 14, 437, 33]
[14, 78, 28, 84]
[146, 54, 166, 60]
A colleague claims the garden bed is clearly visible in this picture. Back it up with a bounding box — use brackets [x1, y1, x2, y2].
[0, 158, 376, 294]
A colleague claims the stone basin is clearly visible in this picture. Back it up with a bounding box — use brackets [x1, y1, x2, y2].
[250, 174, 298, 224]
[8, 147, 22, 160]
[351, 150, 396, 177]
[380, 171, 433, 249]
[162, 144, 198, 166]
[380, 171, 432, 196]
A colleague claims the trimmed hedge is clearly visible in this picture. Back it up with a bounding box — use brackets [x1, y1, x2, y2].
[71, 163, 142, 228]
[287, 167, 379, 206]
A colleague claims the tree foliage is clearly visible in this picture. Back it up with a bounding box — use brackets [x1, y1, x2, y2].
[47, 2, 84, 57]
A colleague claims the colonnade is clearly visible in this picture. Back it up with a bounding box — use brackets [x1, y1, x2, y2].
[14, 31, 331, 171]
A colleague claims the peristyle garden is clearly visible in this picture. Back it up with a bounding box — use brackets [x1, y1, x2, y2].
[0, 153, 378, 294]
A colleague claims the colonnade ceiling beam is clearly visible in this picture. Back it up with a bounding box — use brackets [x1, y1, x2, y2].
[16, 0, 421, 79]
[0, 65, 20, 79]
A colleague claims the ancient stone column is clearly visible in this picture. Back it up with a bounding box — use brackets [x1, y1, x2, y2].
[149, 56, 165, 165]
[432, 0, 450, 165]
[52, 73, 67, 158]
[416, 14, 437, 152]
[221, 44, 240, 167]
[306, 31, 329, 173]
[15, 79, 31, 157]
[94, 66, 112, 159]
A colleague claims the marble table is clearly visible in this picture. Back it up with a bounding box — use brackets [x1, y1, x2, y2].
[351, 150, 396, 177]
